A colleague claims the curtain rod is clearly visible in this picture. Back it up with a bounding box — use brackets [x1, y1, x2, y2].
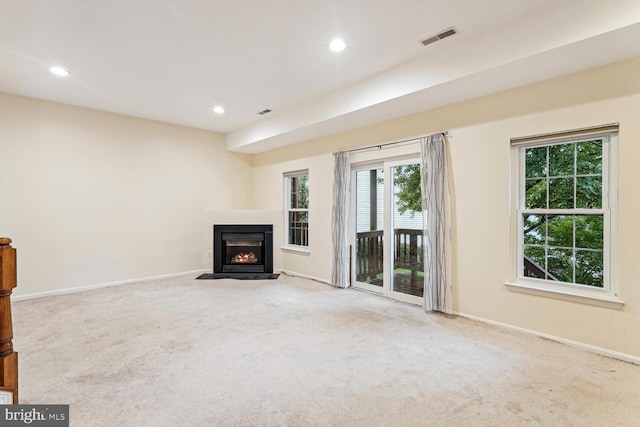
[510, 123, 619, 144]
[343, 131, 449, 154]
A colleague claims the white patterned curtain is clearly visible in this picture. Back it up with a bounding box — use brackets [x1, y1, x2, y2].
[331, 151, 351, 288]
[420, 134, 452, 313]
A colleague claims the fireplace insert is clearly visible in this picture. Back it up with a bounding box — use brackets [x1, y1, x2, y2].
[213, 224, 273, 278]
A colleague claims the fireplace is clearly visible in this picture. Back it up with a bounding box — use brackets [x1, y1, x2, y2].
[213, 224, 274, 278]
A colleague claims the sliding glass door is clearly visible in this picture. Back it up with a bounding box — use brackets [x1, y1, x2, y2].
[352, 159, 424, 303]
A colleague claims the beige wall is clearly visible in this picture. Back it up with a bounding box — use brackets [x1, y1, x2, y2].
[1, 93, 252, 296]
[251, 57, 640, 358]
[249, 156, 334, 282]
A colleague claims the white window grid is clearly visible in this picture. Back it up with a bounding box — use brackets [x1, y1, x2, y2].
[512, 131, 618, 299]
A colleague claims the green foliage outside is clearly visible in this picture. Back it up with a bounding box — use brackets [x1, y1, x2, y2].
[291, 175, 309, 209]
[395, 268, 424, 277]
[393, 164, 422, 216]
[523, 140, 604, 287]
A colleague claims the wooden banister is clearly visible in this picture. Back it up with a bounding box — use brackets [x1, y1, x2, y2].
[0, 237, 18, 404]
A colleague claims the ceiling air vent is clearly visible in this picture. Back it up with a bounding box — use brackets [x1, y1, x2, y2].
[420, 27, 458, 46]
[258, 109, 272, 115]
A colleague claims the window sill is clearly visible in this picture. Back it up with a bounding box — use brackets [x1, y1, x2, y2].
[281, 245, 310, 255]
[505, 281, 624, 309]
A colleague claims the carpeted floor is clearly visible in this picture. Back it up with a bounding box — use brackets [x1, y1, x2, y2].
[12, 274, 640, 426]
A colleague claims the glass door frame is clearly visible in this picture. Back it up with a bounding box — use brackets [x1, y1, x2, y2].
[350, 157, 423, 305]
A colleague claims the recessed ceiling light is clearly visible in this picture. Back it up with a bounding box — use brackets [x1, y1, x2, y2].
[328, 38, 346, 52]
[49, 66, 70, 77]
[213, 106, 225, 114]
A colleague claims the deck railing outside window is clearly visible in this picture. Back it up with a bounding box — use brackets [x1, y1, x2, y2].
[356, 229, 424, 296]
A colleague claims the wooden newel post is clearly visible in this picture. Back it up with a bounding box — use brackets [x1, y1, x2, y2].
[0, 237, 18, 404]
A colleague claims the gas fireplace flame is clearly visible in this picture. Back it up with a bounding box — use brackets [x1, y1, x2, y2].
[231, 252, 258, 264]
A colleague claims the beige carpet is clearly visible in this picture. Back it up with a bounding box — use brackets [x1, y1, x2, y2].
[12, 274, 640, 426]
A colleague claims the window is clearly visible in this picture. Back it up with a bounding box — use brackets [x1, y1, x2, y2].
[284, 171, 309, 248]
[510, 125, 619, 302]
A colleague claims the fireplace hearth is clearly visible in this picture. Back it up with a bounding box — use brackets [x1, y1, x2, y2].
[204, 224, 277, 280]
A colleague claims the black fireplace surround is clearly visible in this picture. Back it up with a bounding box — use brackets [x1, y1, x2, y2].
[212, 224, 275, 279]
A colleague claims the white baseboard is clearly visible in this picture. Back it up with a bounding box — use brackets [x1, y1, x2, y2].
[275, 269, 332, 285]
[453, 310, 640, 366]
[12, 269, 208, 302]
[276, 273, 640, 363]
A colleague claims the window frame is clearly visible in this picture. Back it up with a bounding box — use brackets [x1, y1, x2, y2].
[283, 170, 310, 251]
[508, 128, 621, 306]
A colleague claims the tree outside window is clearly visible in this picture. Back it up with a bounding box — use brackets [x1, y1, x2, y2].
[521, 139, 604, 287]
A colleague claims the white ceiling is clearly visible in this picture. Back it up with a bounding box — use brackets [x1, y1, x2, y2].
[2, 1, 640, 153]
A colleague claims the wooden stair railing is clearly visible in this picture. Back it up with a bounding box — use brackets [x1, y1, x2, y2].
[0, 237, 18, 404]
